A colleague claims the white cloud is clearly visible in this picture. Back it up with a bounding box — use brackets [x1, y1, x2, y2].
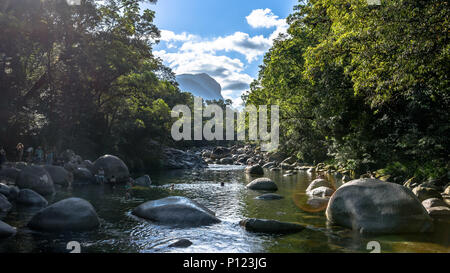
[246, 8, 282, 29]
[159, 30, 198, 42]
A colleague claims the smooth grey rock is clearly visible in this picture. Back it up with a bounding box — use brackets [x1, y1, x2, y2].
[422, 198, 448, 209]
[132, 196, 220, 227]
[0, 193, 12, 212]
[246, 178, 278, 191]
[326, 179, 433, 234]
[413, 186, 442, 202]
[240, 218, 305, 234]
[0, 183, 10, 196]
[134, 175, 152, 187]
[427, 206, 450, 221]
[0, 167, 21, 182]
[43, 165, 72, 187]
[17, 189, 48, 206]
[255, 193, 284, 200]
[0, 220, 16, 238]
[73, 167, 95, 184]
[307, 186, 334, 198]
[306, 179, 332, 193]
[262, 162, 276, 169]
[16, 165, 55, 196]
[28, 198, 99, 232]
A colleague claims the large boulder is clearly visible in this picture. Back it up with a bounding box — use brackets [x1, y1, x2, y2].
[307, 186, 334, 198]
[245, 164, 264, 176]
[0, 193, 12, 213]
[43, 165, 72, 187]
[240, 218, 305, 234]
[132, 196, 220, 227]
[0, 167, 21, 182]
[0, 220, 16, 238]
[17, 189, 48, 207]
[326, 179, 433, 234]
[246, 178, 278, 191]
[27, 198, 99, 232]
[93, 155, 129, 182]
[16, 165, 55, 196]
[0, 183, 10, 197]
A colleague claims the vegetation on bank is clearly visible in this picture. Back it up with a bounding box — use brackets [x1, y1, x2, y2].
[0, 0, 196, 171]
[244, 0, 449, 182]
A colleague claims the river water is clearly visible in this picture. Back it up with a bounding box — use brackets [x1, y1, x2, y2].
[0, 165, 449, 253]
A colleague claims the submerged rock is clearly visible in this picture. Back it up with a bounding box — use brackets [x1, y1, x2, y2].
[169, 239, 193, 248]
[326, 179, 433, 234]
[28, 198, 100, 232]
[17, 189, 48, 207]
[246, 178, 278, 191]
[93, 154, 130, 182]
[240, 218, 305, 234]
[16, 166, 55, 196]
[132, 196, 220, 227]
[255, 193, 284, 200]
[0, 220, 16, 238]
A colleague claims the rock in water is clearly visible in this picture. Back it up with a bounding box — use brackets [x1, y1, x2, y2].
[16, 165, 55, 196]
[255, 193, 284, 200]
[306, 179, 332, 193]
[17, 189, 48, 207]
[132, 196, 220, 227]
[169, 239, 193, 248]
[0, 167, 21, 182]
[326, 179, 433, 234]
[28, 198, 100, 232]
[240, 218, 305, 234]
[73, 167, 95, 184]
[134, 175, 152, 187]
[245, 164, 264, 176]
[307, 186, 334, 198]
[246, 178, 278, 191]
[93, 155, 129, 182]
[412, 186, 442, 202]
[43, 165, 72, 187]
[0, 220, 16, 238]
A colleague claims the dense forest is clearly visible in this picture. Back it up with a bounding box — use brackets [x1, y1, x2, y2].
[244, 0, 449, 182]
[0, 0, 197, 170]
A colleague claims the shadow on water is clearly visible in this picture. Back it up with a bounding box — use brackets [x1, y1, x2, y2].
[0, 165, 448, 253]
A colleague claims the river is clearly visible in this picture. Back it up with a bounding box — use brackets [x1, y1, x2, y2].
[0, 165, 448, 253]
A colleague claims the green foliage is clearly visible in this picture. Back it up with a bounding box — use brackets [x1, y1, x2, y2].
[245, 0, 449, 180]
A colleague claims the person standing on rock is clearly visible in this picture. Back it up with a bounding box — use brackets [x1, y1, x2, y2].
[16, 143, 24, 162]
[96, 168, 106, 184]
[0, 146, 6, 170]
[26, 146, 34, 163]
[125, 178, 133, 200]
[45, 149, 54, 165]
[35, 146, 44, 163]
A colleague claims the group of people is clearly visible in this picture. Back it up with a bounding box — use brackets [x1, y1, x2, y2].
[0, 143, 56, 169]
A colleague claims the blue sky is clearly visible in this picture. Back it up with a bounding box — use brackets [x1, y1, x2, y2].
[143, 0, 298, 107]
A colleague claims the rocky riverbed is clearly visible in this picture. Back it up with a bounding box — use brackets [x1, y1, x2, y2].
[0, 146, 449, 252]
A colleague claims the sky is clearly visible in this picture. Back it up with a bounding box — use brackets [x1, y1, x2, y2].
[143, 0, 298, 108]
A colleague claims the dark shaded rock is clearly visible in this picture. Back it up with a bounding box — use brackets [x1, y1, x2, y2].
[82, 160, 95, 174]
[0, 183, 10, 197]
[132, 196, 220, 227]
[211, 147, 231, 159]
[262, 162, 276, 169]
[134, 175, 152, 187]
[219, 157, 234, 165]
[162, 148, 207, 170]
[246, 178, 278, 191]
[326, 179, 433, 234]
[412, 186, 442, 202]
[0, 167, 21, 182]
[255, 193, 284, 200]
[17, 189, 48, 206]
[43, 165, 72, 187]
[16, 165, 55, 196]
[240, 218, 305, 234]
[245, 164, 264, 176]
[169, 239, 193, 248]
[7, 186, 19, 200]
[0, 220, 16, 238]
[93, 154, 130, 182]
[0, 193, 12, 212]
[73, 167, 95, 184]
[27, 198, 99, 232]
[426, 206, 450, 221]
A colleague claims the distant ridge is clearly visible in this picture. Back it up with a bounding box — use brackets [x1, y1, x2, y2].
[176, 73, 224, 101]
